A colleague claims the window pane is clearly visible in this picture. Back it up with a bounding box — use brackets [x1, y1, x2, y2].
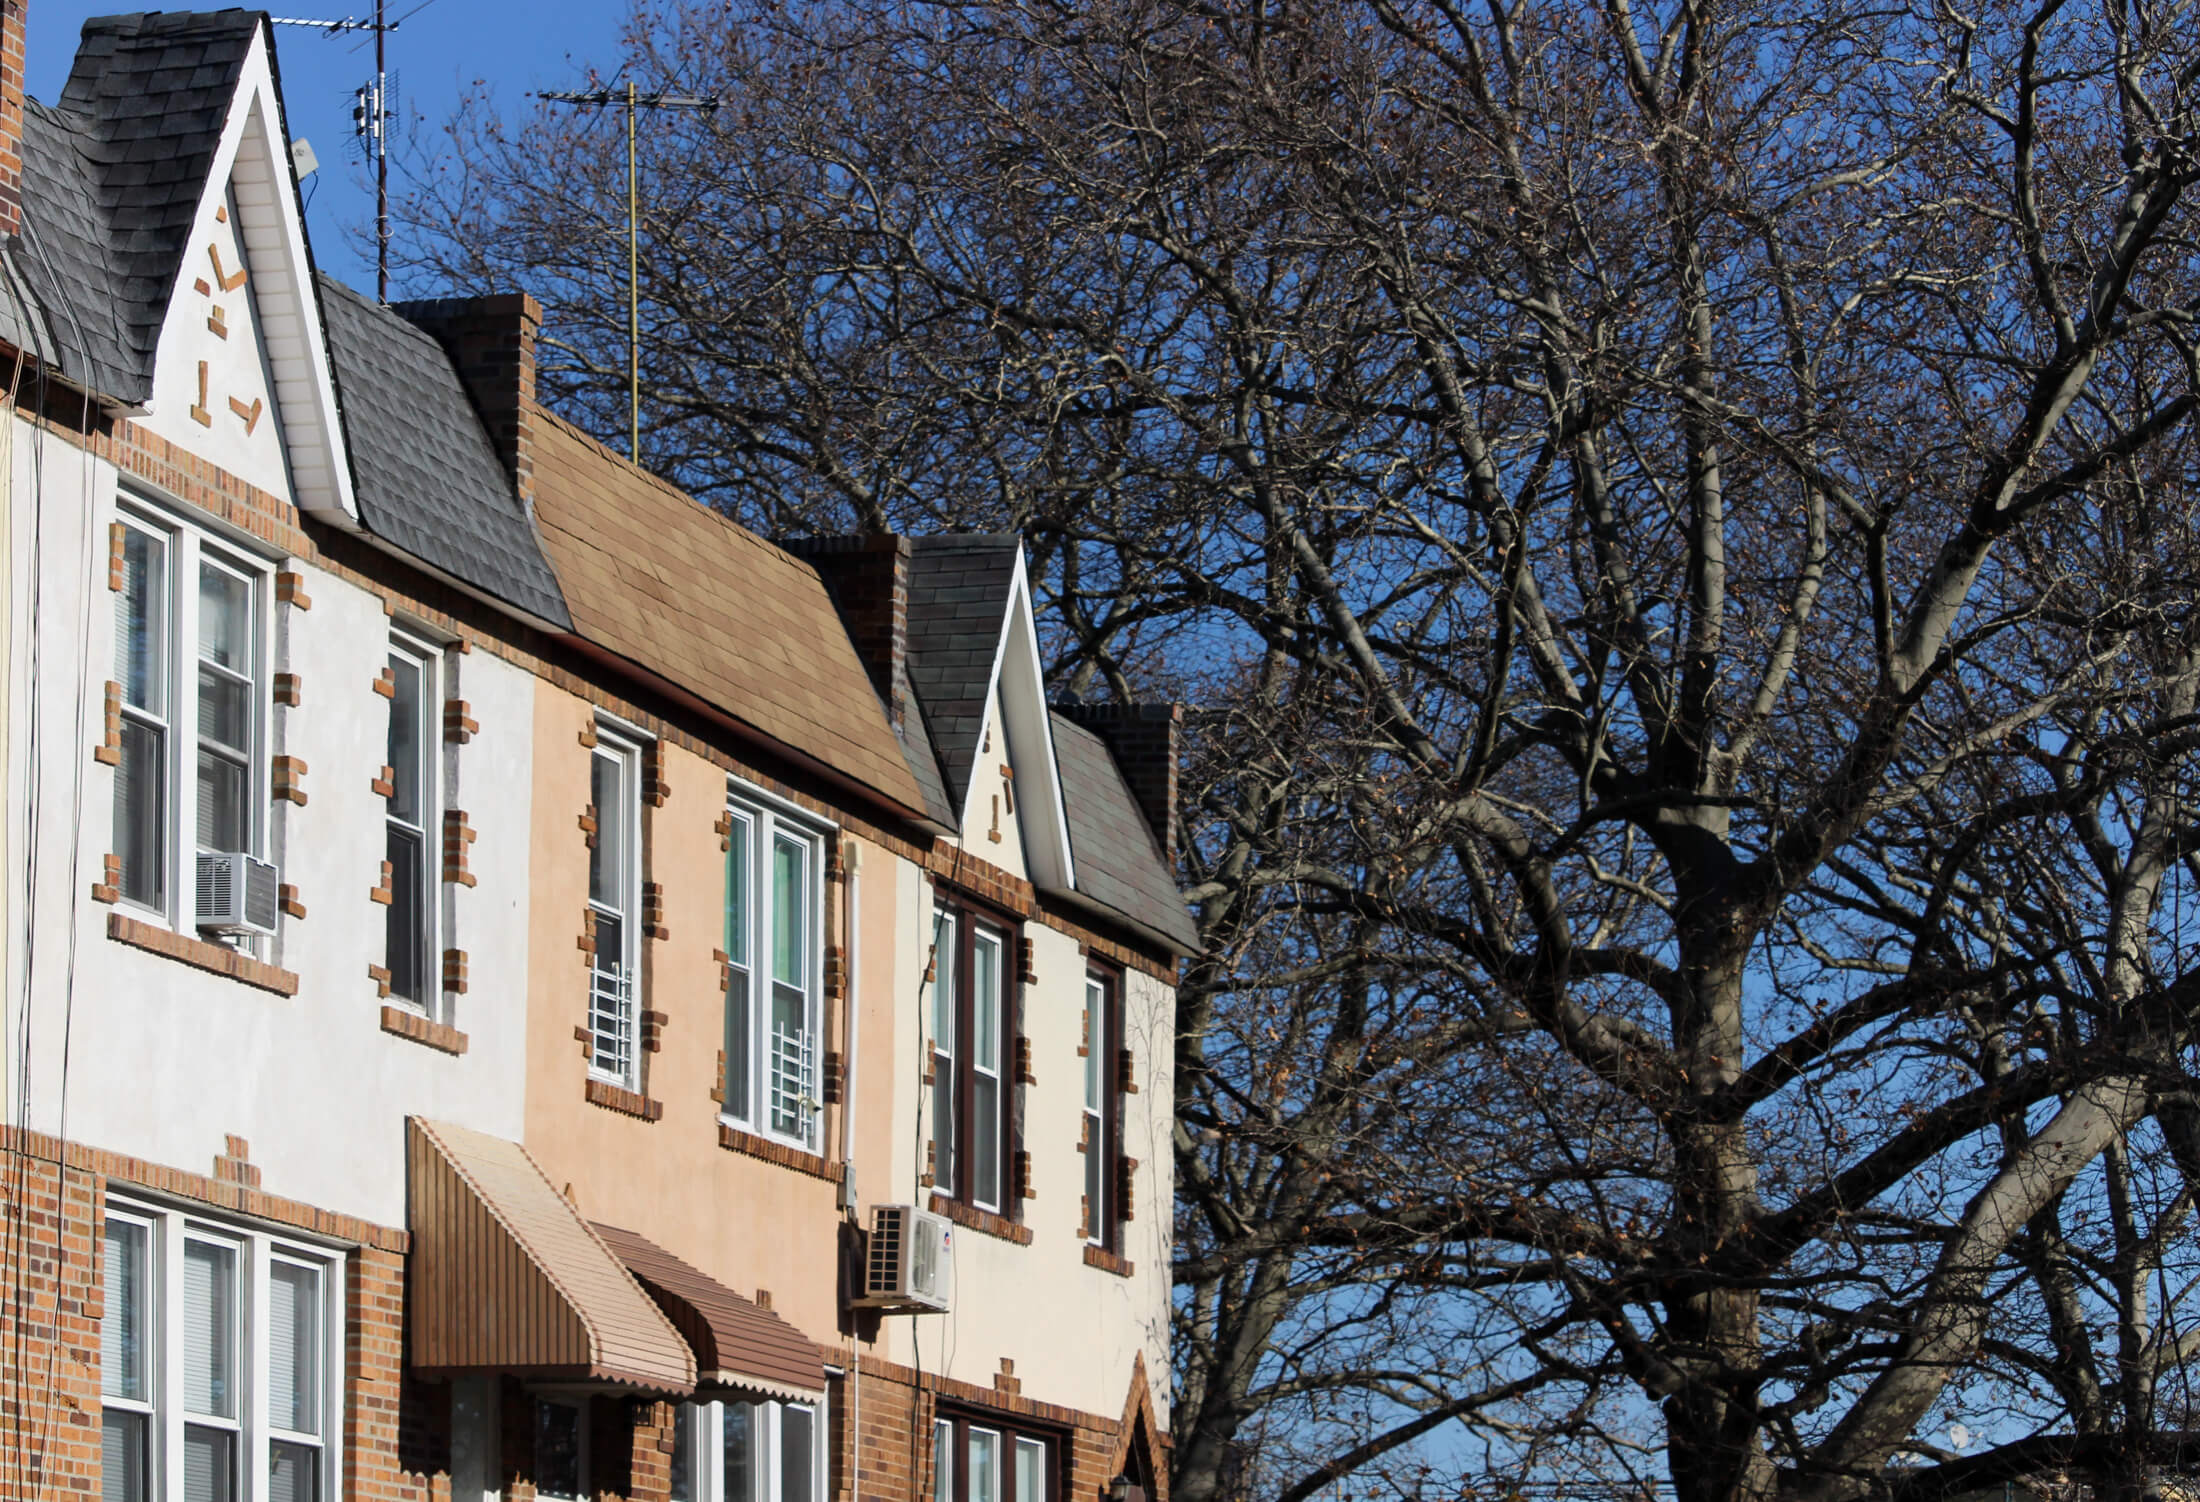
[102, 1410, 148, 1502]
[1084, 981, 1104, 1112]
[1085, 1118, 1104, 1240]
[771, 980, 812, 1140]
[197, 563, 251, 673]
[969, 1429, 999, 1502]
[1015, 1438, 1045, 1502]
[268, 1440, 319, 1502]
[536, 1400, 583, 1499]
[781, 1406, 815, 1502]
[101, 1219, 145, 1401]
[184, 1423, 236, 1502]
[972, 931, 1001, 1072]
[590, 750, 625, 910]
[725, 816, 750, 966]
[773, 836, 806, 987]
[931, 1068, 955, 1195]
[387, 654, 423, 824]
[114, 720, 165, 907]
[724, 963, 752, 1121]
[669, 1404, 695, 1502]
[269, 1261, 321, 1435]
[182, 1240, 236, 1418]
[387, 824, 426, 1004]
[590, 912, 634, 1083]
[724, 1401, 756, 1502]
[196, 747, 247, 853]
[932, 1421, 953, 1502]
[116, 527, 166, 714]
[197, 664, 252, 754]
[931, 916, 955, 1050]
[973, 1074, 1000, 1207]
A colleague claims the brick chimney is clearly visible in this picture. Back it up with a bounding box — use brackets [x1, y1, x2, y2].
[0, 1, 26, 240]
[393, 293, 541, 512]
[1056, 702, 1182, 862]
[783, 535, 913, 733]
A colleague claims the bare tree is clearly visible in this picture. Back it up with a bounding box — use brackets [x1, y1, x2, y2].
[392, 1, 2200, 1497]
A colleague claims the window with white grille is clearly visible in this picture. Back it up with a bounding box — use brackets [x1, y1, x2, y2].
[99, 1201, 339, 1502]
[721, 791, 826, 1149]
[588, 727, 644, 1088]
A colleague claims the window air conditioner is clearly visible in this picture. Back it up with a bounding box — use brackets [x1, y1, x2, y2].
[857, 1204, 953, 1313]
[196, 851, 281, 937]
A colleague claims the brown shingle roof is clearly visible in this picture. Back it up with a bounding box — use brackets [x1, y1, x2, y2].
[528, 413, 925, 814]
[406, 1119, 696, 1395]
[592, 1223, 827, 1402]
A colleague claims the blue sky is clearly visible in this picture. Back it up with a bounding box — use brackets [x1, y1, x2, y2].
[27, 1, 633, 297]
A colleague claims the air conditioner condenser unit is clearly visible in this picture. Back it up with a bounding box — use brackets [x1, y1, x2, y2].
[856, 1204, 952, 1313]
[196, 850, 281, 937]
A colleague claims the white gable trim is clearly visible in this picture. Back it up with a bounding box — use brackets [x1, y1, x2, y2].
[167, 25, 358, 527]
[960, 549, 1076, 891]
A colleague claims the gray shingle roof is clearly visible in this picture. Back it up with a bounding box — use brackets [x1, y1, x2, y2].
[1048, 710, 1199, 953]
[905, 535, 1021, 818]
[14, 11, 262, 403]
[316, 273, 571, 628]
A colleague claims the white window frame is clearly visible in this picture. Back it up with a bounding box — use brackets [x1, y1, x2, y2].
[100, 1197, 344, 1502]
[670, 1394, 826, 1502]
[932, 1412, 1054, 1502]
[1083, 975, 1108, 1246]
[109, 499, 274, 935]
[969, 927, 1006, 1213]
[720, 787, 828, 1151]
[383, 633, 440, 1013]
[587, 724, 645, 1089]
[929, 912, 957, 1196]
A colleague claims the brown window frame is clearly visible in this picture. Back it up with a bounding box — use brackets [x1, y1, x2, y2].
[929, 894, 1023, 1218]
[931, 1407, 1061, 1502]
[1084, 963, 1127, 1253]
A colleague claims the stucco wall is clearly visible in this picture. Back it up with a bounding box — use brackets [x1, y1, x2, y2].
[1, 414, 530, 1227]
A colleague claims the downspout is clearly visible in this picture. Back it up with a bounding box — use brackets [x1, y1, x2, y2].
[840, 836, 864, 1502]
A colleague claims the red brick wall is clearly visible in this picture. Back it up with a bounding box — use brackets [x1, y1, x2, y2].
[0, 1145, 102, 1502]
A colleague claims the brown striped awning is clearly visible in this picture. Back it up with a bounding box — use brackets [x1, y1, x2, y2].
[406, 1119, 697, 1396]
[592, 1222, 827, 1402]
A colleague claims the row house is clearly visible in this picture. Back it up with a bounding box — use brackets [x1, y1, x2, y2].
[0, 10, 1192, 1502]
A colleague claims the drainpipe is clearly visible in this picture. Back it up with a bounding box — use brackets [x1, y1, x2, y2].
[840, 837, 864, 1502]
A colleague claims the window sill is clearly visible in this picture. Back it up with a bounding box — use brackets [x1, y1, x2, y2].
[928, 1193, 1032, 1246]
[107, 914, 298, 997]
[380, 1005, 469, 1056]
[1083, 1244, 1135, 1278]
[717, 1122, 843, 1183]
[585, 1078, 664, 1121]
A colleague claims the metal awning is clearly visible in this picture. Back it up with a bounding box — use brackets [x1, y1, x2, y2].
[592, 1222, 827, 1403]
[406, 1118, 697, 1396]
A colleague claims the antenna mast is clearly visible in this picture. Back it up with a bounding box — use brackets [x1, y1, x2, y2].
[538, 85, 718, 463]
[272, 7, 404, 301]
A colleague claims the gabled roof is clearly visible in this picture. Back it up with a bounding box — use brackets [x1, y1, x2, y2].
[1049, 711, 1200, 953]
[15, 11, 260, 404]
[905, 535, 1023, 814]
[529, 413, 928, 818]
[317, 274, 571, 628]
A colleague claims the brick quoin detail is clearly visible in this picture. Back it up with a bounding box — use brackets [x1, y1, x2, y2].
[274, 671, 302, 706]
[372, 663, 396, 699]
[96, 679, 122, 764]
[642, 880, 668, 940]
[273, 754, 309, 806]
[372, 762, 396, 798]
[93, 853, 121, 904]
[443, 948, 470, 995]
[280, 883, 306, 920]
[371, 859, 395, 906]
[275, 568, 312, 610]
[444, 810, 478, 887]
[106, 518, 127, 589]
[443, 698, 478, 743]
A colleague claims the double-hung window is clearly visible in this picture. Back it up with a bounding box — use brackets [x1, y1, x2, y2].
[1083, 969, 1126, 1251]
[932, 1413, 1053, 1502]
[383, 637, 438, 1007]
[100, 1201, 338, 1502]
[109, 504, 270, 929]
[722, 793, 826, 1149]
[670, 1395, 824, 1502]
[588, 727, 644, 1088]
[928, 904, 1015, 1214]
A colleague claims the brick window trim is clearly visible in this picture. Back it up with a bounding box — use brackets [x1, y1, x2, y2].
[380, 1004, 469, 1056]
[1083, 1244, 1136, 1279]
[107, 913, 298, 997]
[718, 1122, 844, 1184]
[586, 1078, 664, 1121]
[928, 1192, 1033, 1247]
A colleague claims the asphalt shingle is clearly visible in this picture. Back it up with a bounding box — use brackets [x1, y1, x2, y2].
[904, 535, 1022, 819]
[1048, 711, 1200, 953]
[316, 274, 572, 628]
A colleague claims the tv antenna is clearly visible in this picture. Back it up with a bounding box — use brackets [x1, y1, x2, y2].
[272, 0, 422, 302]
[537, 83, 719, 462]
